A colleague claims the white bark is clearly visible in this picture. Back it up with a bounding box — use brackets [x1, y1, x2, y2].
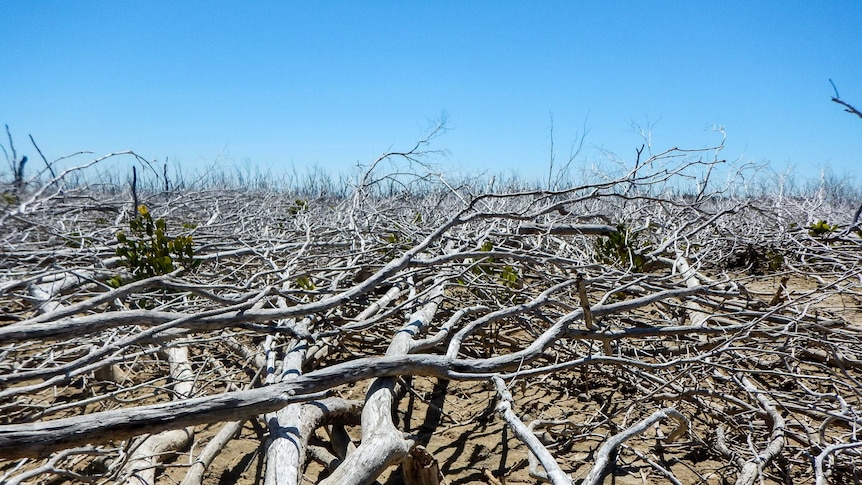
[3, 148, 861, 485]
[319, 285, 443, 485]
[492, 376, 572, 485]
[582, 408, 688, 485]
[264, 319, 310, 485]
[121, 346, 195, 485]
[673, 255, 712, 343]
[731, 375, 785, 485]
[179, 419, 244, 485]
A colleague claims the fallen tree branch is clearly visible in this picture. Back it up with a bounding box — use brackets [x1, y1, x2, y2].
[732, 375, 786, 485]
[581, 408, 688, 485]
[492, 376, 572, 485]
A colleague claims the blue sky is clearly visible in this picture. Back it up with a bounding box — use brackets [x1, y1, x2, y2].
[2, 1, 861, 187]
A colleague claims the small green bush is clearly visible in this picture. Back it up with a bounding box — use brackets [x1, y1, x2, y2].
[287, 199, 308, 216]
[808, 220, 838, 237]
[498, 264, 519, 288]
[469, 240, 520, 289]
[594, 224, 650, 272]
[109, 205, 198, 286]
[766, 249, 785, 272]
[379, 230, 414, 259]
[295, 275, 316, 290]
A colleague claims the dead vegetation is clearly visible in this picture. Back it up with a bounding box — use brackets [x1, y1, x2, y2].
[1, 137, 861, 484]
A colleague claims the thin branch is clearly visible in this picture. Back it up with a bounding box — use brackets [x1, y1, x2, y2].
[28, 134, 58, 181]
[829, 80, 862, 120]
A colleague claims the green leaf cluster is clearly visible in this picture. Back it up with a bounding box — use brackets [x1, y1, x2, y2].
[380, 230, 414, 258]
[499, 265, 519, 288]
[295, 275, 316, 290]
[111, 205, 198, 286]
[287, 199, 308, 216]
[594, 224, 650, 273]
[808, 220, 838, 237]
[765, 249, 785, 272]
[64, 231, 97, 248]
[470, 241, 520, 289]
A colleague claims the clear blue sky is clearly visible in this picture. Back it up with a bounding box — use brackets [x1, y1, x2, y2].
[2, 1, 861, 187]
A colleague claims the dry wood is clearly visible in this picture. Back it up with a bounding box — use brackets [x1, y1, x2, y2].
[401, 445, 444, 485]
[581, 408, 688, 485]
[120, 346, 195, 485]
[492, 376, 571, 485]
[1, 143, 860, 484]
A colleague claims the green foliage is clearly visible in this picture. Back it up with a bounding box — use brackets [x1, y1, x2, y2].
[594, 224, 650, 272]
[64, 231, 97, 248]
[295, 275, 316, 291]
[765, 249, 785, 272]
[287, 199, 308, 216]
[471, 240, 495, 276]
[373, 229, 415, 263]
[728, 244, 786, 275]
[808, 220, 838, 237]
[499, 265, 519, 288]
[470, 240, 520, 289]
[106, 275, 125, 288]
[111, 205, 198, 286]
[1, 192, 16, 205]
[380, 230, 414, 259]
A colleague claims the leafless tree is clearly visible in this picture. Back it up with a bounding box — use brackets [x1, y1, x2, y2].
[1, 133, 861, 484]
[829, 79, 862, 120]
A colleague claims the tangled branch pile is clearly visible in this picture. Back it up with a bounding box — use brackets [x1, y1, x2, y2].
[1, 144, 860, 485]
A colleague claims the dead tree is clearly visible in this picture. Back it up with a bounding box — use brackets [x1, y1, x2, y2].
[1, 141, 861, 484]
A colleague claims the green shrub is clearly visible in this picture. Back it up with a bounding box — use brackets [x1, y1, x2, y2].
[469, 240, 520, 289]
[109, 205, 198, 286]
[594, 224, 650, 272]
[766, 249, 785, 271]
[287, 199, 308, 216]
[379, 230, 414, 259]
[296, 275, 316, 290]
[498, 264, 519, 288]
[808, 220, 838, 237]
